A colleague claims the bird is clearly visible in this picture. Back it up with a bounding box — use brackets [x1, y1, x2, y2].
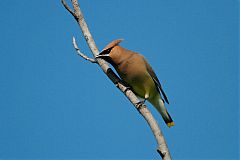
[96, 39, 174, 127]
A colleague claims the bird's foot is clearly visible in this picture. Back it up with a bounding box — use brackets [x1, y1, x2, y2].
[135, 99, 146, 110]
[115, 80, 132, 93]
[115, 83, 131, 93]
[123, 86, 131, 93]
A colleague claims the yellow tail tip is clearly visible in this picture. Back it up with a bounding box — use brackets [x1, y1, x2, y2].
[167, 122, 175, 128]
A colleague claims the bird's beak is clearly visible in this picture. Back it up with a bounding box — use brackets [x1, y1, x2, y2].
[95, 53, 110, 58]
[95, 47, 113, 59]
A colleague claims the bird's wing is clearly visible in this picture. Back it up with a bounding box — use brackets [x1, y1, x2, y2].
[144, 59, 169, 104]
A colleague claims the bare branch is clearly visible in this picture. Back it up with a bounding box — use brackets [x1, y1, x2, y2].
[71, 0, 99, 56]
[61, 0, 75, 17]
[72, 37, 97, 63]
[62, 1, 172, 159]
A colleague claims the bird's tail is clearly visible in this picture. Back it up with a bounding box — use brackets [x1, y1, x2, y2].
[150, 96, 174, 128]
[164, 111, 174, 128]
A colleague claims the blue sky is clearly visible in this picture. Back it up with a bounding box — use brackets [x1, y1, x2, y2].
[0, 0, 238, 159]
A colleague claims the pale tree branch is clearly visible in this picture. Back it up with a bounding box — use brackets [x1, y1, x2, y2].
[72, 37, 97, 63]
[61, 0, 75, 17]
[61, 0, 172, 159]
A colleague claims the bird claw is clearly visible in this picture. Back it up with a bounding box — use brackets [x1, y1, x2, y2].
[123, 86, 131, 93]
[115, 80, 132, 93]
[135, 99, 146, 110]
[115, 82, 131, 93]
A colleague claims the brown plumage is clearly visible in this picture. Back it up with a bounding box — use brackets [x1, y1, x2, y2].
[97, 39, 174, 127]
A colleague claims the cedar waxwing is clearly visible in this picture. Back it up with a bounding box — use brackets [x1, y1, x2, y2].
[97, 39, 174, 127]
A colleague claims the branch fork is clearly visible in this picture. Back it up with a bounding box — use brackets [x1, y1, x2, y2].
[72, 37, 97, 63]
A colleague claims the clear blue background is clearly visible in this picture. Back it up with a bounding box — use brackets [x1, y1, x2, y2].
[0, 0, 238, 159]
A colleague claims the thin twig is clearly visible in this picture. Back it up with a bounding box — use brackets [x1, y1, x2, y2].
[72, 37, 97, 63]
[61, 0, 75, 17]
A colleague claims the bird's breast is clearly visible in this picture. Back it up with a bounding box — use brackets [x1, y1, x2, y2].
[116, 61, 156, 99]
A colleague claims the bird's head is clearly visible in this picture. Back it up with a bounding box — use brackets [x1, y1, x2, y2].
[96, 39, 123, 65]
